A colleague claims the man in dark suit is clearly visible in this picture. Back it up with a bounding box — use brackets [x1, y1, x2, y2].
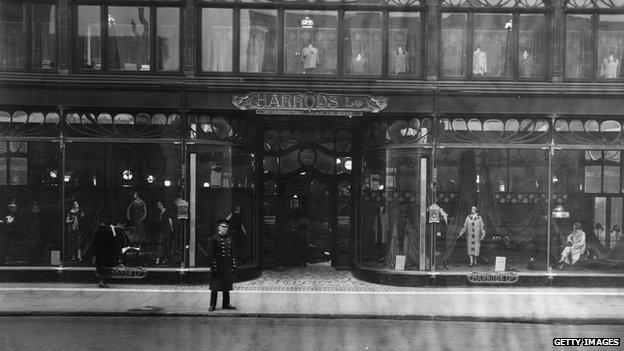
[208, 219, 237, 311]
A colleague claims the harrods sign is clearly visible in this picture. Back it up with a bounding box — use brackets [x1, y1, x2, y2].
[232, 92, 388, 116]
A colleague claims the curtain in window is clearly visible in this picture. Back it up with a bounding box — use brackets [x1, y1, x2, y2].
[0, 3, 25, 68]
[202, 9, 232, 72]
[241, 25, 267, 72]
[348, 29, 382, 75]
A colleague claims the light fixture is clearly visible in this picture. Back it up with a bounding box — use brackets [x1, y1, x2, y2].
[552, 205, 570, 219]
[498, 180, 505, 192]
[147, 175, 155, 184]
[49, 170, 58, 179]
[64, 174, 71, 183]
[92, 175, 97, 186]
[122, 170, 133, 181]
[379, 184, 385, 190]
[203, 182, 210, 188]
[164, 180, 171, 187]
[336, 159, 342, 164]
[552, 174, 559, 184]
[301, 16, 314, 29]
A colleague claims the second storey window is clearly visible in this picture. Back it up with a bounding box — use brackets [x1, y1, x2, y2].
[201, 8, 233, 72]
[284, 10, 338, 75]
[440, 0, 549, 81]
[75, 5, 181, 73]
[240, 9, 278, 73]
[0, 1, 56, 71]
[565, 0, 624, 81]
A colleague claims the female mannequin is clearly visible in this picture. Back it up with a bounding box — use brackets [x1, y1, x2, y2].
[394, 46, 407, 74]
[458, 206, 485, 267]
[126, 191, 147, 244]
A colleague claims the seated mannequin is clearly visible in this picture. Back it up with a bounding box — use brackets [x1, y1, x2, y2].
[557, 222, 586, 268]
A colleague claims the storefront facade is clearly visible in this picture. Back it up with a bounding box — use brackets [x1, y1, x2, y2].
[1, 0, 624, 285]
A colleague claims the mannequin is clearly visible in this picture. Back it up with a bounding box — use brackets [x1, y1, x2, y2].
[518, 49, 535, 77]
[302, 42, 319, 73]
[393, 46, 407, 74]
[600, 53, 620, 79]
[473, 47, 487, 76]
[66, 201, 85, 261]
[126, 191, 147, 244]
[351, 53, 367, 74]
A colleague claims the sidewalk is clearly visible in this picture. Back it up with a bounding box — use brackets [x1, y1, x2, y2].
[1, 268, 623, 324]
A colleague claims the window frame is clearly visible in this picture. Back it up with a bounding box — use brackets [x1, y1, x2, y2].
[0, 0, 58, 73]
[71, 1, 184, 75]
[564, 6, 624, 82]
[439, 5, 551, 81]
[197, 2, 426, 79]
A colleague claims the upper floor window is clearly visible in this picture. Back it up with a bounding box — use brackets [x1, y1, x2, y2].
[440, 0, 549, 80]
[76, 5, 180, 73]
[200, 3, 425, 78]
[0, 2, 56, 71]
[565, 0, 624, 80]
[284, 10, 338, 75]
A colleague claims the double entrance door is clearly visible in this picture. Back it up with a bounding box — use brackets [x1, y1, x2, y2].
[263, 172, 351, 268]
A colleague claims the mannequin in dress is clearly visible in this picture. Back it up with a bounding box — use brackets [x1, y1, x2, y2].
[126, 191, 147, 244]
[351, 53, 367, 74]
[600, 53, 620, 79]
[302, 42, 319, 73]
[66, 201, 85, 261]
[394, 46, 407, 74]
[518, 49, 535, 77]
[473, 47, 487, 76]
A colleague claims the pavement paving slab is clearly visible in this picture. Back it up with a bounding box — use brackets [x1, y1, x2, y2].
[0, 267, 623, 324]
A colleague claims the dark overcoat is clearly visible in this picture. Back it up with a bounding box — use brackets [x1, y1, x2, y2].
[94, 224, 121, 270]
[208, 234, 236, 291]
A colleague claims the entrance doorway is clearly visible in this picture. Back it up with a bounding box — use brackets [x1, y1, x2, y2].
[276, 173, 332, 267]
[261, 117, 353, 269]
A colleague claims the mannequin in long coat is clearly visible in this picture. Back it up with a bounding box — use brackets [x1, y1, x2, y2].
[458, 206, 485, 267]
[208, 219, 237, 311]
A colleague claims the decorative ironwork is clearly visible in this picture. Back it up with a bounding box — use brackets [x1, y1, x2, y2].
[263, 129, 352, 154]
[554, 119, 624, 145]
[233, 92, 388, 116]
[361, 189, 419, 202]
[237, 0, 423, 5]
[363, 118, 433, 147]
[443, 0, 545, 6]
[438, 117, 550, 144]
[187, 115, 253, 145]
[596, 0, 624, 8]
[0, 110, 60, 137]
[64, 112, 181, 139]
[566, 0, 595, 7]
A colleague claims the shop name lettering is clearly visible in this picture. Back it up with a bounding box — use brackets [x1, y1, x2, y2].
[467, 272, 519, 284]
[232, 92, 388, 115]
[105, 267, 147, 279]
